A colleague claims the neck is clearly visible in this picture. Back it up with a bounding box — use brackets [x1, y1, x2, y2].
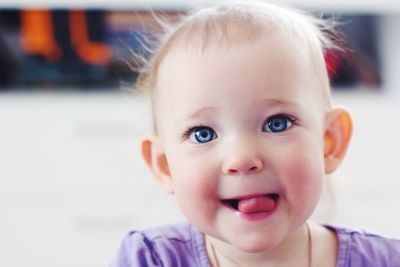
[206, 223, 311, 267]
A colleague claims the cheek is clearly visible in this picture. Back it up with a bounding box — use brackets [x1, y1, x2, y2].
[168, 156, 219, 221]
[286, 156, 324, 194]
[280, 143, 325, 215]
[167, 146, 219, 195]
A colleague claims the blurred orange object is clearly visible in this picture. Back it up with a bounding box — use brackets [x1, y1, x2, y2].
[21, 10, 62, 61]
[69, 10, 111, 66]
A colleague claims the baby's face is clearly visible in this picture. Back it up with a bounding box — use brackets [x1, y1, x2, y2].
[155, 32, 328, 252]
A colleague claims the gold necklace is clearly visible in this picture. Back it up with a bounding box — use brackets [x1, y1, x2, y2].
[208, 223, 313, 267]
[307, 222, 313, 267]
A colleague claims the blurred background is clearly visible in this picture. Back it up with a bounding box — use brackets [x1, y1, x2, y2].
[0, 0, 399, 266]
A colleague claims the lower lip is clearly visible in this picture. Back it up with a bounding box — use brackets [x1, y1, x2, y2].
[236, 210, 274, 221]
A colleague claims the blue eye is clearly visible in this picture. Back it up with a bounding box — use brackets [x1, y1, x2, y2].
[189, 127, 217, 143]
[263, 114, 294, 133]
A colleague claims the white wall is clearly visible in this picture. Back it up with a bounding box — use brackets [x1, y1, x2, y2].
[0, 92, 182, 267]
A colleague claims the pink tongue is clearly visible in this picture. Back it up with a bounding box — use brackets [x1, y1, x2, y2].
[238, 196, 276, 214]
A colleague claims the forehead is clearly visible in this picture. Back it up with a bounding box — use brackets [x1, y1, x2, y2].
[156, 31, 324, 109]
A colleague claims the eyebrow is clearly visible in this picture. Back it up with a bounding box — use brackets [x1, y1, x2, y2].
[258, 98, 304, 110]
[181, 106, 218, 121]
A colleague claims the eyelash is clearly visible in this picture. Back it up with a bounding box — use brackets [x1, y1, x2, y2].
[182, 125, 205, 140]
[263, 114, 296, 133]
[182, 125, 218, 144]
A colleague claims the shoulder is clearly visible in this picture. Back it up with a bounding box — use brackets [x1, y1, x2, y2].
[328, 225, 400, 267]
[109, 222, 210, 267]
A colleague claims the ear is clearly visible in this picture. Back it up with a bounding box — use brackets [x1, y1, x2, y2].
[141, 133, 174, 194]
[324, 108, 353, 174]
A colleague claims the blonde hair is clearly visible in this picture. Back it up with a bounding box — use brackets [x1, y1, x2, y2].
[134, 0, 342, 124]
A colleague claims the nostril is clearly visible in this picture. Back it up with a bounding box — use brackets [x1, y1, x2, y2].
[227, 169, 238, 175]
[226, 165, 259, 175]
[249, 166, 258, 172]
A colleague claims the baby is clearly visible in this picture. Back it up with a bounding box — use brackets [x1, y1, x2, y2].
[110, 1, 400, 266]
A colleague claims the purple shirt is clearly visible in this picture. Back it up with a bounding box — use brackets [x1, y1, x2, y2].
[109, 222, 400, 267]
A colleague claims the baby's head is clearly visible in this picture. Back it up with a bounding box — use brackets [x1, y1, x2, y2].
[140, 0, 352, 254]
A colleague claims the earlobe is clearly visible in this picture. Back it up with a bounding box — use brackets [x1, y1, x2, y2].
[324, 108, 353, 174]
[141, 133, 174, 194]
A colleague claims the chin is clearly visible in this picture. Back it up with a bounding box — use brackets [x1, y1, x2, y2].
[232, 237, 277, 254]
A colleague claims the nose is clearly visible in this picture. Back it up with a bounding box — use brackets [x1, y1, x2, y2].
[222, 148, 263, 175]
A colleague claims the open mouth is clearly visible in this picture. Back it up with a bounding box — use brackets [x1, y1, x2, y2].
[221, 193, 279, 214]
